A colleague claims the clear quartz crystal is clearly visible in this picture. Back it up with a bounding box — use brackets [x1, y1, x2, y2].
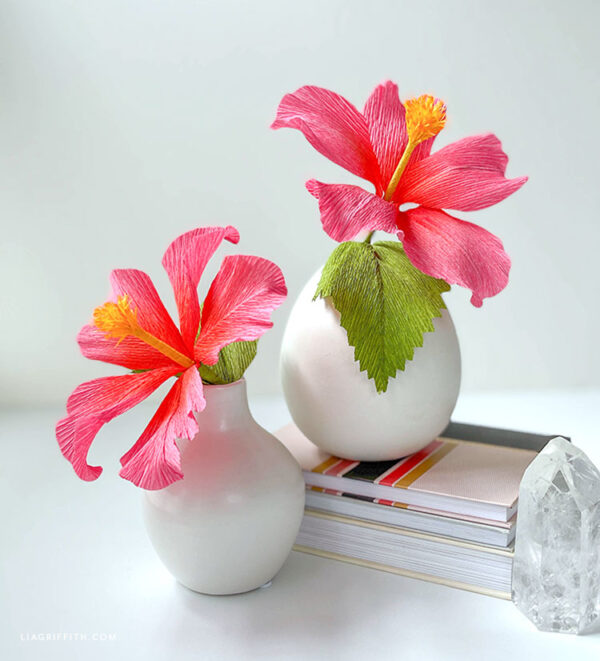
[512, 437, 600, 634]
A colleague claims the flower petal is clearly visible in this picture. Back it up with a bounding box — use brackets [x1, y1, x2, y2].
[412, 135, 436, 162]
[162, 226, 240, 350]
[110, 268, 189, 357]
[194, 255, 287, 365]
[306, 180, 400, 242]
[271, 85, 381, 186]
[363, 80, 407, 191]
[399, 206, 511, 306]
[77, 325, 177, 371]
[395, 133, 527, 210]
[119, 366, 205, 490]
[56, 367, 180, 482]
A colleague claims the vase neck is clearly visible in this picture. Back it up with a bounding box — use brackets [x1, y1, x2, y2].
[194, 379, 252, 431]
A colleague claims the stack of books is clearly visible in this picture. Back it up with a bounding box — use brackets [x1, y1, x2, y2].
[276, 422, 558, 599]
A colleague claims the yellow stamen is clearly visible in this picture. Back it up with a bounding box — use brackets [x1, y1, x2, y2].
[93, 295, 139, 339]
[384, 94, 446, 201]
[93, 295, 194, 369]
[404, 94, 446, 145]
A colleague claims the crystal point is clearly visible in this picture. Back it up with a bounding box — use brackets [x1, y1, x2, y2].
[512, 437, 600, 634]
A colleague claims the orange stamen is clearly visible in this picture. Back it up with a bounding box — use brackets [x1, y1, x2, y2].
[93, 295, 139, 339]
[384, 94, 447, 201]
[93, 295, 194, 368]
[404, 94, 446, 145]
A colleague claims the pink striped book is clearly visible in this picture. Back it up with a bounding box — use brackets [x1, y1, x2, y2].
[276, 423, 538, 522]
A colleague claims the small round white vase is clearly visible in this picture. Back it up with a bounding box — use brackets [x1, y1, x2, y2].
[281, 270, 461, 461]
[143, 379, 305, 595]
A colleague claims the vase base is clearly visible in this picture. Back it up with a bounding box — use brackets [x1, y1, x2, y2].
[177, 577, 275, 596]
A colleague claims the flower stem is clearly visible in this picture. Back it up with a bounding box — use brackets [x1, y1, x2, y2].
[363, 231, 375, 244]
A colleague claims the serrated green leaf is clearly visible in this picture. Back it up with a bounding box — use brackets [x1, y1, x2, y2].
[314, 240, 450, 393]
[198, 340, 258, 385]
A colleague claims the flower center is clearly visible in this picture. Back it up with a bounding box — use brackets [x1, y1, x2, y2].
[93, 295, 195, 368]
[405, 95, 446, 145]
[384, 94, 446, 202]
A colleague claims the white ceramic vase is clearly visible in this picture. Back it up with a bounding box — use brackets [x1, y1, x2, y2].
[143, 379, 305, 595]
[281, 270, 461, 461]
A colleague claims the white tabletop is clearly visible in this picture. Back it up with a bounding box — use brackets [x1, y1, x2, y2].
[2, 390, 600, 660]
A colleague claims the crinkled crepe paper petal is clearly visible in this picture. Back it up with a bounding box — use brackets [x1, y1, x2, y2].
[119, 366, 205, 490]
[363, 81, 408, 191]
[411, 135, 437, 163]
[362, 82, 435, 190]
[195, 255, 287, 366]
[271, 85, 381, 187]
[162, 226, 240, 351]
[394, 133, 528, 210]
[77, 325, 179, 371]
[56, 367, 180, 481]
[400, 206, 511, 307]
[110, 269, 189, 357]
[306, 180, 400, 242]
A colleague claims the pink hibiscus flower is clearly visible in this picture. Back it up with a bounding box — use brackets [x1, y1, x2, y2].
[272, 81, 527, 306]
[56, 226, 287, 490]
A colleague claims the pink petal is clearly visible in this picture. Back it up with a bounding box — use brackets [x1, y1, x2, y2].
[271, 85, 381, 186]
[361, 81, 436, 190]
[399, 206, 511, 307]
[110, 269, 189, 357]
[119, 366, 205, 490]
[363, 80, 407, 191]
[194, 255, 287, 365]
[306, 180, 400, 242]
[78, 325, 177, 371]
[56, 367, 180, 482]
[56, 417, 105, 481]
[162, 226, 240, 350]
[395, 133, 528, 211]
[411, 135, 436, 162]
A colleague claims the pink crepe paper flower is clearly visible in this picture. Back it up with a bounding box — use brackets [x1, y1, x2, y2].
[56, 226, 287, 490]
[272, 82, 527, 306]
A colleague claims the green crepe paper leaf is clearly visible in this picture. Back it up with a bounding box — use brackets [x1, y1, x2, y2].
[199, 340, 258, 385]
[314, 240, 450, 394]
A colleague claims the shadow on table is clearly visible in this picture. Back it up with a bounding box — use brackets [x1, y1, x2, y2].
[164, 550, 478, 654]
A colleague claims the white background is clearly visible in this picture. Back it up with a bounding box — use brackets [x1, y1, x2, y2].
[1, 0, 599, 408]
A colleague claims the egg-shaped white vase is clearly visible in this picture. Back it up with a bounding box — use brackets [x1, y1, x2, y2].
[143, 379, 305, 595]
[281, 271, 461, 461]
